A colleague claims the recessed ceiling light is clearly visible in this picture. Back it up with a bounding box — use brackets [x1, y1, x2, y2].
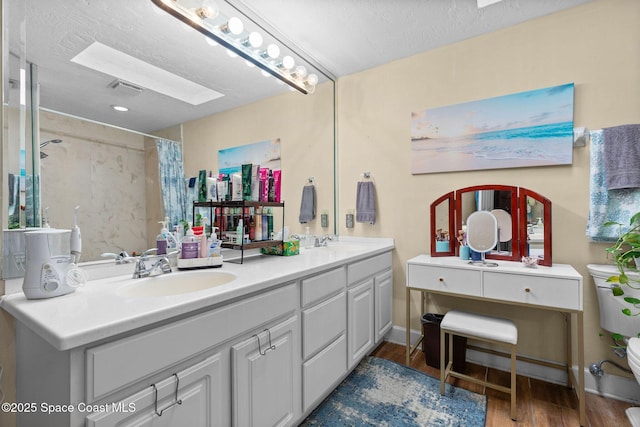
[112, 105, 129, 112]
[477, 0, 503, 8]
[71, 42, 224, 105]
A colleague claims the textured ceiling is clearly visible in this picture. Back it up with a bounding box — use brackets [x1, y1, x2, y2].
[16, 0, 593, 133]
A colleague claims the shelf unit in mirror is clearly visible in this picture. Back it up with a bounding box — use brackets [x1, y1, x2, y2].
[430, 185, 552, 266]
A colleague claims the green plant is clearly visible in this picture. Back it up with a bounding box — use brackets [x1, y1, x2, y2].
[603, 211, 640, 334]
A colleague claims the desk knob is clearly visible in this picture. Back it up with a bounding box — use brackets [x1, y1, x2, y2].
[439, 277, 444, 282]
[524, 288, 531, 293]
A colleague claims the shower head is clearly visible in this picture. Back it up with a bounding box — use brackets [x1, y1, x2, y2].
[40, 139, 63, 148]
[40, 139, 63, 159]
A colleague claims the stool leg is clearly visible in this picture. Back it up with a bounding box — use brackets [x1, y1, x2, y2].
[510, 344, 517, 421]
[440, 328, 446, 395]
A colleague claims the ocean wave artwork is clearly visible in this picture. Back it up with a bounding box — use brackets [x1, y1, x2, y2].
[411, 83, 574, 174]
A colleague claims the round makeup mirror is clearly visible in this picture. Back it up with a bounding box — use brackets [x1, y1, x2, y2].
[466, 210, 498, 266]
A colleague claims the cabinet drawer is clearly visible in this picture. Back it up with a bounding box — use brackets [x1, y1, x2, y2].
[86, 354, 222, 426]
[407, 264, 482, 297]
[484, 272, 581, 310]
[86, 283, 296, 402]
[348, 251, 392, 286]
[302, 334, 347, 412]
[301, 267, 346, 308]
[302, 292, 346, 360]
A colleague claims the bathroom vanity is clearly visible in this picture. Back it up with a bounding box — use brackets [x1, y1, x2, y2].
[405, 255, 585, 425]
[1, 238, 394, 427]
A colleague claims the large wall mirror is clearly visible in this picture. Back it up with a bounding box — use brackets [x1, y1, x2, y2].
[2, 0, 336, 278]
[430, 184, 552, 266]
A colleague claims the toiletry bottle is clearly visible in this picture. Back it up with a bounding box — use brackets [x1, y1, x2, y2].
[236, 219, 244, 244]
[255, 208, 262, 241]
[249, 209, 255, 241]
[181, 222, 199, 259]
[156, 220, 168, 255]
[268, 170, 275, 202]
[262, 207, 269, 240]
[199, 231, 207, 258]
[266, 207, 273, 240]
[304, 226, 313, 249]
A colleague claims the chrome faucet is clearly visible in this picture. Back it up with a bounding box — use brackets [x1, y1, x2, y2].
[314, 235, 335, 247]
[133, 248, 174, 279]
[101, 251, 135, 264]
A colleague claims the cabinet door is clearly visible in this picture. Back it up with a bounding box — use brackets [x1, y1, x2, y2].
[347, 278, 374, 370]
[375, 269, 393, 343]
[232, 315, 300, 427]
[85, 354, 223, 427]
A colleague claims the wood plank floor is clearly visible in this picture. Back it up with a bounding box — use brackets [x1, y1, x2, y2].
[371, 342, 633, 427]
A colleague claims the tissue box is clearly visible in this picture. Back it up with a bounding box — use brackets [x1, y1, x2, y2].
[261, 240, 300, 256]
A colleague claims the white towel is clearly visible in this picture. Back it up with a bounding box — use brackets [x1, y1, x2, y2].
[586, 130, 640, 242]
[356, 181, 376, 224]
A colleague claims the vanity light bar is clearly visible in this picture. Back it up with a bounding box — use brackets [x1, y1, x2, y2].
[150, 0, 315, 95]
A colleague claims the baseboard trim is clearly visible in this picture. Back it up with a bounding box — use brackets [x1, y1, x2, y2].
[387, 325, 640, 404]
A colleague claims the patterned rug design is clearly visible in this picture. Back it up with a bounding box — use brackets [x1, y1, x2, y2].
[301, 357, 487, 426]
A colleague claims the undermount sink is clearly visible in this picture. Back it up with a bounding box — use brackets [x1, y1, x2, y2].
[116, 270, 236, 298]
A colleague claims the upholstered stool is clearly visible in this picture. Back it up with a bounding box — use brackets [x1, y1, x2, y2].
[439, 310, 518, 420]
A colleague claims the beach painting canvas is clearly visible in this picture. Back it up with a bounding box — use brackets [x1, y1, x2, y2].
[411, 83, 574, 174]
[218, 138, 281, 175]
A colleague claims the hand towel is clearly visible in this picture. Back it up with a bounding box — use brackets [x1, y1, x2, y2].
[299, 185, 316, 223]
[586, 130, 640, 242]
[356, 181, 376, 224]
[603, 124, 640, 189]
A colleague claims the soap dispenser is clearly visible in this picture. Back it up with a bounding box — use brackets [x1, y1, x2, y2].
[156, 219, 169, 255]
[181, 222, 199, 259]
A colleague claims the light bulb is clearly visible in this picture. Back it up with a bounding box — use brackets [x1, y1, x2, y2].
[226, 49, 238, 58]
[292, 65, 307, 79]
[195, 0, 218, 20]
[220, 17, 243, 35]
[261, 44, 280, 60]
[306, 73, 318, 86]
[242, 32, 263, 49]
[261, 70, 271, 77]
[279, 55, 294, 70]
[245, 60, 255, 68]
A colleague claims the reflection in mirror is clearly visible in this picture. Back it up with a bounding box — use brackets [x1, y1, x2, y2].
[519, 188, 552, 266]
[456, 185, 518, 262]
[430, 192, 454, 256]
[431, 185, 552, 265]
[466, 210, 498, 267]
[2, 0, 337, 277]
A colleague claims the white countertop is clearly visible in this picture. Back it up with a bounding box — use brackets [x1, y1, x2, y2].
[1, 237, 394, 351]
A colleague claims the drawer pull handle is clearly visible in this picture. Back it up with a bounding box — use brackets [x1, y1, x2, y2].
[152, 373, 182, 417]
[439, 277, 444, 282]
[525, 288, 531, 293]
[254, 328, 277, 356]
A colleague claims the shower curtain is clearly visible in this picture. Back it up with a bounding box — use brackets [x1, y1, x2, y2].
[156, 139, 187, 229]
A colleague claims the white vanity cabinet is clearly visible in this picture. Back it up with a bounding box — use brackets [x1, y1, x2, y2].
[232, 315, 300, 427]
[9, 245, 395, 427]
[347, 252, 393, 369]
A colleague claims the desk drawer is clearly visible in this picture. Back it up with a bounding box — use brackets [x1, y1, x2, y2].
[484, 271, 581, 310]
[407, 264, 481, 296]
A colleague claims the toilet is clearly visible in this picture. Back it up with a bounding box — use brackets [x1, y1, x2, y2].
[587, 264, 640, 339]
[627, 338, 640, 426]
[588, 264, 640, 426]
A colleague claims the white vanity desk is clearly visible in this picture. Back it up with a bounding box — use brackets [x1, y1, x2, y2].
[405, 255, 585, 426]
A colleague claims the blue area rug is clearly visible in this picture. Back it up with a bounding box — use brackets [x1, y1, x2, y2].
[301, 356, 487, 426]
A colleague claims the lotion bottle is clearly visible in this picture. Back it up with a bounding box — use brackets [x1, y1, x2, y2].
[181, 222, 199, 259]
